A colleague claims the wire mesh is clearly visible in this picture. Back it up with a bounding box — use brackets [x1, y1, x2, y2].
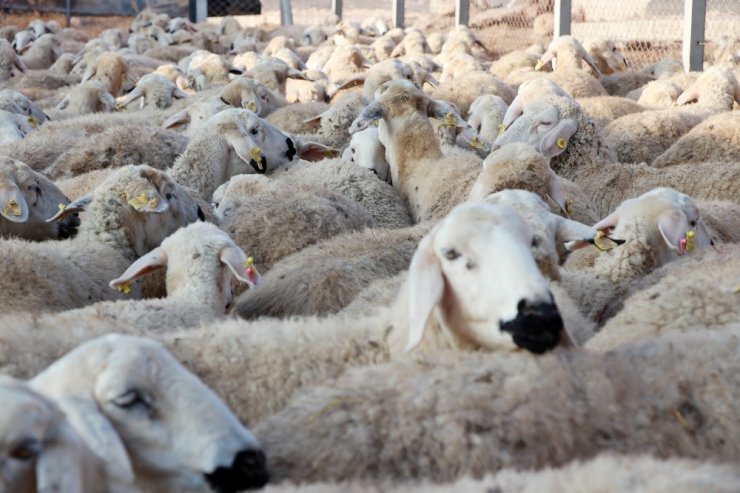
[704, 0, 740, 67]
[208, 0, 262, 17]
[0, 0, 188, 17]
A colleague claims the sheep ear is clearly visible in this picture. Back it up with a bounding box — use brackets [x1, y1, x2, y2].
[546, 169, 570, 217]
[422, 73, 439, 88]
[55, 396, 135, 485]
[126, 187, 168, 213]
[172, 86, 189, 99]
[162, 109, 190, 129]
[557, 216, 600, 251]
[657, 209, 689, 252]
[224, 132, 265, 171]
[406, 226, 444, 352]
[99, 91, 116, 110]
[501, 95, 523, 129]
[535, 49, 554, 70]
[539, 118, 578, 157]
[57, 95, 70, 110]
[576, 45, 601, 76]
[109, 247, 168, 291]
[427, 100, 461, 122]
[296, 140, 337, 161]
[592, 211, 619, 232]
[14, 53, 27, 72]
[220, 244, 261, 287]
[120, 86, 144, 107]
[81, 65, 96, 83]
[676, 87, 699, 106]
[0, 183, 29, 223]
[349, 102, 385, 134]
[287, 68, 312, 81]
[302, 108, 329, 125]
[35, 426, 89, 493]
[334, 74, 365, 92]
[47, 194, 91, 223]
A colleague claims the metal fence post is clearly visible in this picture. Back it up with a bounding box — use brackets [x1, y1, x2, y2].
[332, 0, 342, 19]
[191, 0, 206, 23]
[682, 0, 706, 72]
[393, 0, 404, 28]
[553, 0, 571, 38]
[456, 0, 469, 26]
[280, 0, 294, 25]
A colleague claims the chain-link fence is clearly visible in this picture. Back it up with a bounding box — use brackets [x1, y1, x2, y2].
[0, 0, 188, 17]
[207, 0, 261, 16]
[704, 0, 740, 66]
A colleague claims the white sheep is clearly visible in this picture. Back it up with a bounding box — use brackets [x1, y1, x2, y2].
[30, 334, 269, 492]
[341, 126, 391, 183]
[161, 95, 231, 137]
[219, 76, 286, 116]
[0, 109, 32, 145]
[0, 89, 49, 126]
[652, 111, 740, 168]
[583, 38, 627, 75]
[118, 72, 188, 110]
[466, 94, 508, 142]
[0, 375, 134, 493]
[56, 80, 116, 114]
[0, 164, 202, 314]
[0, 38, 27, 81]
[80, 51, 130, 96]
[255, 327, 740, 483]
[0, 156, 79, 241]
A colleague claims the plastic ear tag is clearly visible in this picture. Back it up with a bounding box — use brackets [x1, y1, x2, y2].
[678, 230, 696, 256]
[246, 101, 257, 112]
[443, 112, 457, 128]
[249, 147, 262, 161]
[498, 123, 506, 135]
[468, 135, 485, 150]
[58, 203, 66, 211]
[244, 256, 259, 283]
[128, 193, 158, 211]
[3, 199, 21, 216]
[116, 282, 132, 294]
[556, 137, 567, 149]
[565, 198, 574, 217]
[27, 116, 38, 128]
[535, 59, 545, 71]
[591, 230, 625, 252]
[370, 118, 380, 127]
[324, 148, 338, 158]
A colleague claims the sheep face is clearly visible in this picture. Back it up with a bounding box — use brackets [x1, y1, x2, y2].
[30, 334, 269, 492]
[0, 109, 31, 145]
[0, 90, 49, 124]
[0, 157, 79, 240]
[342, 126, 391, 183]
[406, 202, 568, 354]
[219, 77, 284, 117]
[592, 188, 713, 265]
[0, 376, 106, 493]
[494, 101, 577, 159]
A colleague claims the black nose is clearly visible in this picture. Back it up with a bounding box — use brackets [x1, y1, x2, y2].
[205, 449, 269, 492]
[58, 213, 81, 239]
[499, 299, 563, 354]
[197, 205, 205, 221]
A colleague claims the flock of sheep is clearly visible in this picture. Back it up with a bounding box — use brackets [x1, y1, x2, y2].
[0, 3, 738, 492]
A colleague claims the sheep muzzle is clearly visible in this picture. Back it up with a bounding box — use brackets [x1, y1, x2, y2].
[285, 137, 297, 161]
[499, 299, 564, 354]
[205, 449, 269, 492]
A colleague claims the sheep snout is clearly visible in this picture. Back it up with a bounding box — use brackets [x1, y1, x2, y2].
[499, 298, 565, 354]
[204, 448, 269, 493]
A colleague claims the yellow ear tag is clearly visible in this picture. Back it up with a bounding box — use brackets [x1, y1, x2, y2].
[324, 148, 338, 158]
[370, 118, 380, 127]
[443, 112, 457, 128]
[248, 147, 263, 171]
[556, 137, 567, 150]
[685, 230, 695, 253]
[246, 101, 257, 112]
[116, 282, 132, 294]
[26, 116, 38, 128]
[58, 203, 66, 211]
[244, 256, 256, 278]
[468, 136, 485, 150]
[3, 199, 21, 217]
[565, 198, 574, 217]
[535, 59, 545, 71]
[128, 192, 153, 210]
[592, 230, 622, 252]
[498, 123, 506, 135]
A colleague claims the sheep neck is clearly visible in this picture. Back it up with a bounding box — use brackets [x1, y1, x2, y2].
[170, 133, 231, 199]
[165, 261, 228, 312]
[77, 196, 141, 263]
[553, 45, 583, 72]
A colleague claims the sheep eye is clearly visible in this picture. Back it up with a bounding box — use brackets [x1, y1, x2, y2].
[689, 220, 696, 227]
[531, 237, 539, 248]
[250, 127, 258, 135]
[443, 248, 460, 260]
[11, 439, 40, 461]
[165, 192, 173, 200]
[112, 390, 149, 410]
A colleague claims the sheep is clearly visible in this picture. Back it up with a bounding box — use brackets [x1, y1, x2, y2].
[270, 157, 412, 228]
[245, 58, 311, 96]
[300, 25, 329, 47]
[266, 100, 329, 135]
[431, 71, 516, 115]
[467, 143, 599, 225]
[0, 164, 202, 314]
[320, 45, 371, 83]
[219, 76, 286, 116]
[583, 38, 627, 75]
[168, 108, 330, 199]
[56, 80, 116, 114]
[285, 69, 332, 103]
[341, 126, 391, 183]
[629, 79, 684, 108]
[528, 35, 607, 98]
[255, 326, 740, 483]
[20, 33, 61, 70]
[118, 73, 188, 110]
[213, 174, 374, 274]
[30, 334, 269, 492]
[0, 156, 79, 241]
[500, 78, 569, 130]
[0, 375, 132, 493]
[0, 89, 49, 126]
[333, 59, 417, 102]
[587, 243, 740, 351]
[576, 95, 644, 129]
[0, 38, 27, 81]
[28, 222, 259, 332]
[0, 109, 32, 145]
[181, 51, 240, 88]
[12, 29, 35, 53]
[493, 95, 740, 216]
[652, 111, 740, 168]
[350, 80, 488, 222]
[466, 94, 508, 142]
[307, 91, 366, 149]
[43, 124, 188, 180]
[489, 43, 545, 79]
[81, 51, 129, 96]
[161, 95, 230, 137]
[261, 453, 740, 492]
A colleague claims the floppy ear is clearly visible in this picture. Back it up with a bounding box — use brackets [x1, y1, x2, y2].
[81, 64, 96, 83]
[676, 87, 699, 106]
[287, 68, 312, 81]
[120, 86, 144, 108]
[406, 226, 444, 352]
[302, 108, 329, 125]
[14, 53, 27, 72]
[172, 86, 189, 99]
[47, 194, 91, 223]
[55, 396, 135, 485]
[333, 74, 365, 92]
[224, 132, 265, 171]
[220, 244, 260, 287]
[501, 95, 523, 129]
[296, 140, 337, 161]
[126, 186, 168, 213]
[56, 95, 70, 110]
[592, 210, 619, 232]
[535, 49, 554, 70]
[556, 216, 599, 250]
[657, 208, 689, 252]
[576, 44, 602, 76]
[98, 91, 116, 111]
[546, 169, 570, 217]
[162, 109, 190, 129]
[0, 183, 29, 223]
[422, 72, 439, 88]
[109, 247, 168, 291]
[349, 101, 385, 134]
[539, 118, 578, 157]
